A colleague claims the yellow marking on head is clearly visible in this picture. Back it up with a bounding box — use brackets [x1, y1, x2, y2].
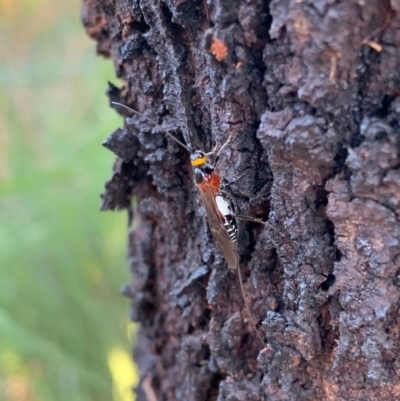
[191, 154, 207, 167]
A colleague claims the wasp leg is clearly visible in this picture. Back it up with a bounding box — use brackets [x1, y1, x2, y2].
[236, 215, 285, 238]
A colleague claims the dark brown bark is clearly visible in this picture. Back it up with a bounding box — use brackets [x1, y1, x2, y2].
[82, 1, 400, 400]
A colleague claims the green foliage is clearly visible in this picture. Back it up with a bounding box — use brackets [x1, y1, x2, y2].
[0, 1, 135, 400]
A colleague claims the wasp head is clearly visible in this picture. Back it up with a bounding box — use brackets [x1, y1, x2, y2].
[190, 150, 208, 167]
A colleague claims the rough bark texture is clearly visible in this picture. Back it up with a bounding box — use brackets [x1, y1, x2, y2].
[82, 1, 400, 400]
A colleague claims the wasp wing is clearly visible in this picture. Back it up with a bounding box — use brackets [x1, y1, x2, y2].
[197, 187, 239, 269]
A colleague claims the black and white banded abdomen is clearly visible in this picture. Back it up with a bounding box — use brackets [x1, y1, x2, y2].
[215, 193, 238, 242]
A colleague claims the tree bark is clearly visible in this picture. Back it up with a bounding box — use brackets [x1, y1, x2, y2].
[82, 1, 400, 400]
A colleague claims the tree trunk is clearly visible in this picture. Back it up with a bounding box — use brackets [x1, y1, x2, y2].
[82, 1, 400, 400]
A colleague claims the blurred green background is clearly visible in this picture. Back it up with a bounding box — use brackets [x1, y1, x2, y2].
[0, 1, 138, 400]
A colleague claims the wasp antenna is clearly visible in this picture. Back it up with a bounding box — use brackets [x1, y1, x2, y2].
[111, 101, 191, 153]
[216, 131, 234, 158]
[206, 131, 234, 158]
[236, 265, 266, 347]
